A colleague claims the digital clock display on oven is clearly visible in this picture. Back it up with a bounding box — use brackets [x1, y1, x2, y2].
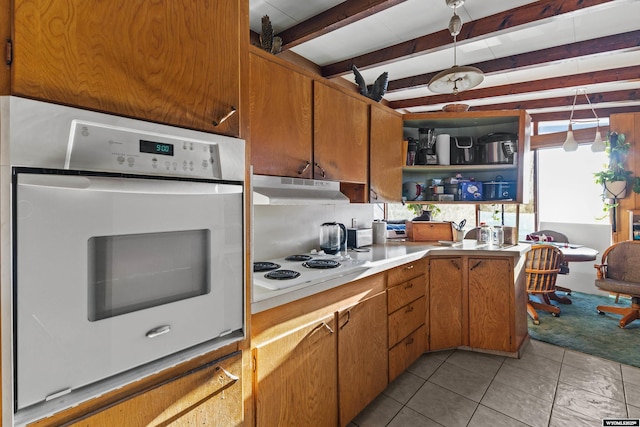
[140, 140, 174, 156]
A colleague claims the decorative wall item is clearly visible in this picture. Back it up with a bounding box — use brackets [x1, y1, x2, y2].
[260, 15, 282, 55]
[351, 65, 388, 102]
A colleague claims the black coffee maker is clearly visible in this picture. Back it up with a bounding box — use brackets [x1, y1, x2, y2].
[415, 127, 437, 165]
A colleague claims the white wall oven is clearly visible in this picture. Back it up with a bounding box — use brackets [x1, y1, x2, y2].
[0, 97, 246, 424]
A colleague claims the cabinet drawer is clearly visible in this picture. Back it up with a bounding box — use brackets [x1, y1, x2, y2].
[388, 274, 426, 314]
[388, 296, 426, 348]
[72, 352, 242, 426]
[387, 258, 428, 288]
[389, 324, 426, 382]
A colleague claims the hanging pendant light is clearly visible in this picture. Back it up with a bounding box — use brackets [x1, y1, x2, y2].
[585, 91, 605, 152]
[562, 88, 604, 152]
[428, 0, 484, 95]
[562, 90, 579, 152]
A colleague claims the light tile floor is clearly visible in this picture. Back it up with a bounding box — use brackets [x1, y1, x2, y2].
[350, 339, 640, 427]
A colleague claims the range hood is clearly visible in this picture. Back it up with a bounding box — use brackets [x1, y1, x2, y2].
[252, 174, 350, 205]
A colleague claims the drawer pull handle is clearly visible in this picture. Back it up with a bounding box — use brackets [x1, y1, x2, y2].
[405, 305, 414, 313]
[340, 310, 351, 330]
[405, 337, 414, 346]
[298, 161, 311, 175]
[214, 365, 239, 383]
[404, 282, 414, 289]
[404, 265, 414, 270]
[212, 106, 237, 126]
[146, 325, 171, 338]
[312, 321, 335, 335]
[314, 162, 326, 178]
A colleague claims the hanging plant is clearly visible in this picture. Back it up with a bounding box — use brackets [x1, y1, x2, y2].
[593, 132, 639, 223]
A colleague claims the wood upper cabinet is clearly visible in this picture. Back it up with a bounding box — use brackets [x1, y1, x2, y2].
[66, 352, 243, 427]
[249, 49, 313, 178]
[254, 315, 338, 427]
[429, 257, 464, 351]
[402, 110, 531, 204]
[12, 0, 242, 136]
[314, 81, 369, 183]
[468, 257, 520, 352]
[338, 292, 387, 426]
[370, 104, 403, 202]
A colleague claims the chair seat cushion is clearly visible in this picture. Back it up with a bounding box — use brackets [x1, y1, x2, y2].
[595, 278, 640, 296]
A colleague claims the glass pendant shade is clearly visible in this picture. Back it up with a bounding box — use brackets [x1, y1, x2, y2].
[428, 65, 484, 94]
[562, 124, 578, 152]
[591, 130, 605, 152]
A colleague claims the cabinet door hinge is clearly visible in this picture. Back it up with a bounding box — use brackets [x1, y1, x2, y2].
[5, 39, 12, 66]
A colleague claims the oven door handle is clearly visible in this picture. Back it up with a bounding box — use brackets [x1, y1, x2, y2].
[146, 325, 171, 338]
[17, 174, 241, 195]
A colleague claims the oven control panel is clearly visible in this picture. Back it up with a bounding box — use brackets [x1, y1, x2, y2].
[65, 120, 222, 179]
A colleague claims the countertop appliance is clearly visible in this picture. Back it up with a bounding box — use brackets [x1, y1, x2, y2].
[347, 228, 373, 248]
[320, 222, 347, 254]
[477, 132, 517, 164]
[253, 253, 368, 291]
[0, 97, 246, 424]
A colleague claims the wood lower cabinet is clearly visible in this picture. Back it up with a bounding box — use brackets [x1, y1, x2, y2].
[428, 255, 527, 355]
[12, 0, 242, 136]
[338, 292, 387, 426]
[249, 48, 313, 177]
[314, 81, 369, 183]
[469, 257, 526, 353]
[387, 258, 428, 381]
[67, 352, 243, 427]
[254, 315, 338, 427]
[429, 257, 464, 351]
[369, 104, 403, 202]
[251, 274, 387, 427]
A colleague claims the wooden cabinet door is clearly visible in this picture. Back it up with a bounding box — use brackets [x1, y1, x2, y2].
[429, 257, 463, 350]
[13, 0, 241, 136]
[249, 50, 313, 178]
[69, 352, 243, 426]
[468, 258, 513, 352]
[254, 315, 338, 427]
[338, 292, 388, 426]
[370, 104, 403, 202]
[313, 81, 369, 183]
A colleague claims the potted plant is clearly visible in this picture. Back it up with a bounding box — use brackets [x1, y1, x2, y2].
[593, 132, 640, 217]
[407, 203, 441, 221]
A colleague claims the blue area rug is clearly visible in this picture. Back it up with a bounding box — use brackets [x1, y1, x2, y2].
[527, 291, 640, 368]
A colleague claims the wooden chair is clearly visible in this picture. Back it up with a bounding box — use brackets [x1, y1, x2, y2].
[525, 244, 563, 324]
[594, 241, 640, 328]
[528, 230, 572, 298]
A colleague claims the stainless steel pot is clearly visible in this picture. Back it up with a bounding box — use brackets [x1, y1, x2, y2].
[477, 132, 517, 164]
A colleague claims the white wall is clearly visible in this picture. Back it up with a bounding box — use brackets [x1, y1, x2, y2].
[540, 221, 612, 295]
[253, 204, 374, 260]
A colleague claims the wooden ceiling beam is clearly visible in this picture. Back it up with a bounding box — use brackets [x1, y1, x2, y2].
[389, 64, 640, 110]
[460, 89, 640, 111]
[321, 0, 618, 78]
[278, 0, 407, 51]
[386, 30, 640, 93]
[530, 106, 640, 123]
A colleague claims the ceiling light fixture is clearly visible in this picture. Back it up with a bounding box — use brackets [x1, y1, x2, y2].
[428, 0, 484, 95]
[562, 88, 604, 152]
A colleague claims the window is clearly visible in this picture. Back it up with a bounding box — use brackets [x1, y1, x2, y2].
[537, 145, 608, 224]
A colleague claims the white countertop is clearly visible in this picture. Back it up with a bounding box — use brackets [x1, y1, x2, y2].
[251, 240, 530, 313]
